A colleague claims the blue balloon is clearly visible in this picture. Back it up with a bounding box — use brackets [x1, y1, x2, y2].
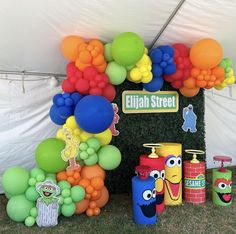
[152, 65, 163, 77]
[58, 106, 73, 119]
[143, 77, 164, 92]
[71, 92, 83, 104]
[164, 64, 176, 75]
[74, 95, 114, 134]
[149, 48, 163, 64]
[50, 105, 66, 125]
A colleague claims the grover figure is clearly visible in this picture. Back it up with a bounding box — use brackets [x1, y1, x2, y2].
[182, 104, 197, 133]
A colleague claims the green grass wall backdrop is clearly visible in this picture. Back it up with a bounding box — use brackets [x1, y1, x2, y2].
[107, 81, 205, 193]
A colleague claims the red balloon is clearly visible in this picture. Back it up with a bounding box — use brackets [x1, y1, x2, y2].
[75, 79, 90, 94]
[102, 84, 116, 102]
[62, 79, 76, 93]
[83, 66, 98, 80]
[89, 87, 103, 96]
[172, 80, 183, 89]
[66, 62, 78, 77]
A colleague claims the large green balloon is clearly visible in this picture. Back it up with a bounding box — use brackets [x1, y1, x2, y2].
[98, 145, 121, 170]
[111, 32, 144, 66]
[35, 138, 67, 173]
[7, 195, 34, 222]
[2, 167, 30, 195]
[105, 61, 127, 85]
[61, 203, 76, 217]
[71, 186, 85, 202]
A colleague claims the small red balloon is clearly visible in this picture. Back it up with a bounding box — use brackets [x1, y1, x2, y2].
[75, 79, 90, 94]
[83, 66, 98, 80]
[102, 84, 116, 102]
[62, 79, 76, 93]
[89, 87, 103, 96]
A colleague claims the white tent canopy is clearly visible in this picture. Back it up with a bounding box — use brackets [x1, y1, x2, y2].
[0, 0, 236, 192]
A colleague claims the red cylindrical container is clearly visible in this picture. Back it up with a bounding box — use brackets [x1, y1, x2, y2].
[184, 161, 206, 204]
[140, 155, 165, 213]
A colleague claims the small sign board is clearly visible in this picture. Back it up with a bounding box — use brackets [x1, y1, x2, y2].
[122, 90, 179, 114]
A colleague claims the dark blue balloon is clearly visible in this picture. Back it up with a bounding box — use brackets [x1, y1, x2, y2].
[159, 45, 174, 57]
[149, 48, 163, 64]
[152, 65, 163, 77]
[58, 106, 73, 119]
[71, 92, 83, 105]
[74, 95, 114, 134]
[164, 64, 176, 75]
[143, 77, 164, 92]
[49, 105, 66, 125]
[53, 94, 62, 105]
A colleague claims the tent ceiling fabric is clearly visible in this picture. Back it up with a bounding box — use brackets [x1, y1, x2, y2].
[0, 0, 180, 74]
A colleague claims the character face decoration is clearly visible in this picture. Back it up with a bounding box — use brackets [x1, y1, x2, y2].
[214, 178, 232, 203]
[165, 155, 182, 201]
[138, 188, 156, 218]
[150, 169, 165, 205]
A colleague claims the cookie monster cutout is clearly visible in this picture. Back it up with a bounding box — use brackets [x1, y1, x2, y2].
[182, 104, 197, 133]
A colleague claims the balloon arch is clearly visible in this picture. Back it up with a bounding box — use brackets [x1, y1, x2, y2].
[1, 32, 235, 226]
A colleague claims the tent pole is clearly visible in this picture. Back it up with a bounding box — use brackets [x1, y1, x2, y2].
[149, 0, 186, 49]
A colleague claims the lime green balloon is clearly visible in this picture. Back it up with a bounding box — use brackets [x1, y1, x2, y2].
[98, 145, 121, 170]
[30, 168, 44, 178]
[71, 186, 85, 202]
[30, 207, 37, 218]
[111, 32, 144, 66]
[28, 178, 37, 186]
[87, 137, 101, 151]
[105, 61, 127, 85]
[7, 195, 34, 222]
[36, 174, 45, 182]
[80, 151, 89, 160]
[35, 138, 67, 173]
[84, 154, 98, 166]
[25, 216, 35, 227]
[61, 203, 76, 217]
[126, 64, 135, 71]
[25, 186, 39, 201]
[104, 43, 113, 62]
[2, 167, 30, 195]
[79, 142, 88, 151]
[58, 195, 64, 205]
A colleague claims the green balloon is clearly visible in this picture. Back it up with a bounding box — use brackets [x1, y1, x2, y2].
[30, 207, 37, 218]
[111, 32, 144, 66]
[84, 154, 98, 166]
[105, 61, 127, 85]
[25, 186, 39, 201]
[35, 138, 67, 173]
[7, 195, 34, 222]
[58, 181, 71, 190]
[25, 216, 35, 227]
[98, 145, 121, 170]
[58, 195, 64, 205]
[61, 189, 71, 198]
[71, 186, 85, 202]
[64, 197, 73, 205]
[87, 137, 101, 151]
[36, 174, 45, 182]
[80, 151, 89, 160]
[46, 173, 56, 179]
[28, 178, 37, 186]
[61, 203, 76, 217]
[2, 167, 30, 195]
[30, 168, 45, 178]
[79, 142, 88, 151]
[126, 64, 135, 71]
[104, 43, 113, 62]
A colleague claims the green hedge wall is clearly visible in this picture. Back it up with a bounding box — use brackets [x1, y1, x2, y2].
[106, 81, 205, 193]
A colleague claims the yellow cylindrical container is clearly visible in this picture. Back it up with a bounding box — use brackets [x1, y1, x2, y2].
[156, 143, 182, 205]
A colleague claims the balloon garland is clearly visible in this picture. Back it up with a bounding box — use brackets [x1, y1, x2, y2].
[1, 32, 235, 227]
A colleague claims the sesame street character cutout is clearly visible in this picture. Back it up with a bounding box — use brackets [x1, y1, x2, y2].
[212, 169, 232, 206]
[156, 143, 182, 205]
[109, 103, 120, 136]
[61, 127, 81, 170]
[36, 180, 60, 227]
[182, 104, 197, 133]
[132, 166, 156, 225]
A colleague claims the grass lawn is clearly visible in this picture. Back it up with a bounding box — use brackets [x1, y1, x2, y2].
[0, 167, 236, 234]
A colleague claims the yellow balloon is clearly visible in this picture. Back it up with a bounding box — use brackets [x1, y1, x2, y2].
[94, 129, 112, 146]
[56, 129, 63, 140]
[80, 131, 93, 142]
[66, 116, 78, 129]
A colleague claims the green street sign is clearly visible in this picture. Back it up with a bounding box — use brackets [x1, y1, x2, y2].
[122, 90, 179, 114]
[184, 174, 206, 189]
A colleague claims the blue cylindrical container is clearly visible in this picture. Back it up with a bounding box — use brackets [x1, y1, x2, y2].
[132, 165, 157, 225]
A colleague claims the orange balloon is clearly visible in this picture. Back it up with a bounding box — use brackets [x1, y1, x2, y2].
[56, 171, 67, 181]
[89, 201, 97, 209]
[179, 86, 200, 97]
[81, 165, 105, 180]
[91, 177, 104, 190]
[61, 36, 84, 61]
[86, 208, 94, 217]
[79, 178, 90, 188]
[94, 186, 109, 208]
[94, 207, 101, 216]
[196, 80, 207, 88]
[86, 185, 94, 194]
[183, 77, 196, 89]
[190, 38, 223, 69]
[75, 199, 89, 214]
[66, 170, 74, 177]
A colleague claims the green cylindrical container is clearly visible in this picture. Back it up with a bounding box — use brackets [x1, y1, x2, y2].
[212, 169, 232, 206]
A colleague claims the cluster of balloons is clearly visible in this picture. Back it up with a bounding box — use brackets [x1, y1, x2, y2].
[172, 38, 235, 97]
[2, 166, 86, 226]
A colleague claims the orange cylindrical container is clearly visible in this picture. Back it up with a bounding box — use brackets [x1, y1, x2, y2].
[140, 155, 165, 213]
[184, 161, 206, 204]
